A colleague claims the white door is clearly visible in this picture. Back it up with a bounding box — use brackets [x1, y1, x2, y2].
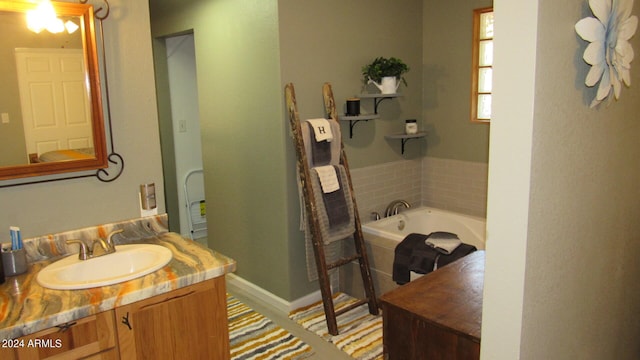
[15, 48, 93, 159]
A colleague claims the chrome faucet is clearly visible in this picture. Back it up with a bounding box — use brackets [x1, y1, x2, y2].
[107, 229, 124, 245]
[66, 229, 124, 260]
[384, 200, 411, 217]
[91, 238, 114, 257]
[66, 240, 90, 260]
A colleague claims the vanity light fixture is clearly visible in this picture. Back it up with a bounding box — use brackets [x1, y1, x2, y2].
[26, 0, 79, 34]
[26, 0, 59, 33]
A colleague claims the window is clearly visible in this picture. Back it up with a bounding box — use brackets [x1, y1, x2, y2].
[471, 7, 494, 123]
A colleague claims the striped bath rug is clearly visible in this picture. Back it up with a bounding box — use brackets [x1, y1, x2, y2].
[228, 295, 313, 359]
[289, 293, 383, 360]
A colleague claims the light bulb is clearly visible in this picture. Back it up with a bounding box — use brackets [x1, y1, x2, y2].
[46, 18, 64, 34]
[65, 20, 79, 34]
[26, 0, 64, 34]
[26, 10, 45, 33]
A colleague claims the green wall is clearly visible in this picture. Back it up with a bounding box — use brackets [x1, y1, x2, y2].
[423, 0, 491, 163]
[279, 0, 424, 168]
[151, 0, 487, 301]
[150, 0, 308, 299]
[0, 0, 165, 239]
[277, 0, 423, 299]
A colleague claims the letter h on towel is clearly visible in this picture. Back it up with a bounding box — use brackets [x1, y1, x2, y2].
[306, 118, 333, 142]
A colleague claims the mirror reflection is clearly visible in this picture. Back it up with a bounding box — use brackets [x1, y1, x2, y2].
[0, 1, 107, 180]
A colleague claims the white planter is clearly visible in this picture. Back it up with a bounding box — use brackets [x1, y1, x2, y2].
[369, 76, 400, 94]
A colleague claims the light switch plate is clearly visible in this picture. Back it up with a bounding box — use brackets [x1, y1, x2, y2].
[1, 113, 8, 124]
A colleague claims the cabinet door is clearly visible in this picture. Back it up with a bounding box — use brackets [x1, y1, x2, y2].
[382, 305, 417, 360]
[383, 304, 480, 360]
[13, 310, 118, 360]
[115, 277, 229, 360]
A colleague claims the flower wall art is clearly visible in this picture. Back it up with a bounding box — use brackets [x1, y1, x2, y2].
[575, 0, 638, 107]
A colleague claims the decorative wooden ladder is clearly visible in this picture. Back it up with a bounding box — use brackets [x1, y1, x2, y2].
[285, 82, 379, 336]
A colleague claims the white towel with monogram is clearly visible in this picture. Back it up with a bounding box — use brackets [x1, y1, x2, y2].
[306, 118, 333, 142]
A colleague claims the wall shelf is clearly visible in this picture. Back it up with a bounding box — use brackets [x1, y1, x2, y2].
[359, 93, 403, 114]
[338, 114, 380, 138]
[385, 131, 427, 154]
[338, 93, 403, 138]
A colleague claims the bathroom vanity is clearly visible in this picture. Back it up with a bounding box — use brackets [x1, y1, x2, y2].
[2, 278, 227, 359]
[0, 221, 236, 360]
[379, 250, 484, 360]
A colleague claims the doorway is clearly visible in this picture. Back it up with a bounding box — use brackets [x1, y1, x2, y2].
[16, 48, 93, 161]
[159, 33, 207, 244]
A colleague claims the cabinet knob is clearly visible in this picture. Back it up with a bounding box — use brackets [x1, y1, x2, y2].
[55, 321, 77, 333]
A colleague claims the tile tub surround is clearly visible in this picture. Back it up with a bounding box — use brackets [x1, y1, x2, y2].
[421, 157, 488, 218]
[350, 157, 488, 219]
[350, 159, 422, 221]
[0, 230, 236, 339]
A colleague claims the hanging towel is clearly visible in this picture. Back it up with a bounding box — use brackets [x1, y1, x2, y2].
[425, 231, 462, 255]
[299, 165, 355, 281]
[306, 122, 331, 165]
[318, 166, 350, 229]
[301, 119, 341, 167]
[306, 118, 333, 142]
[304, 165, 353, 239]
[314, 165, 340, 193]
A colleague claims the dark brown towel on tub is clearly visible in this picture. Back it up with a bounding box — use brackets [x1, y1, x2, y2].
[307, 122, 331, 165]
[393, 232, 477, 285]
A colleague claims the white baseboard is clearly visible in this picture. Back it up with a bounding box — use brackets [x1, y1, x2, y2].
[288, 289, 324, 312]
[225, 273, 330, 315]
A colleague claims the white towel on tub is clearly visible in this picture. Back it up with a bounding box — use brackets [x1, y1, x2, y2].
[425, 232, 462, 255]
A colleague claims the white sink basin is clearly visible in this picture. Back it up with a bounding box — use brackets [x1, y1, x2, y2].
[37, 244, 173, 290]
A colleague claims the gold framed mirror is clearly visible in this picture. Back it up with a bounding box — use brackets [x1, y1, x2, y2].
[0, 0, 107, 181]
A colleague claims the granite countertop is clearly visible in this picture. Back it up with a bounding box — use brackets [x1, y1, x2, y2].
[0, 231, 236, 340]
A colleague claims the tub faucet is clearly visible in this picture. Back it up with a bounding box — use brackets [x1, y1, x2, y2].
[385, 200, 411, 217]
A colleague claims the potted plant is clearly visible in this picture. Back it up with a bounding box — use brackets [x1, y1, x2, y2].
[361, 57, 409, 94]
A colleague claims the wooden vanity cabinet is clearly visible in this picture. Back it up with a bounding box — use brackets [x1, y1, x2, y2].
[6, 310, 118, 360]
[115, 276, 229, 360]
[2, 276, 229, 360]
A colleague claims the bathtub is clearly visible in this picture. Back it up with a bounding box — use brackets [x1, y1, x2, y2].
[340, 207, 486, 296]
[361, 206, 486, 250]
